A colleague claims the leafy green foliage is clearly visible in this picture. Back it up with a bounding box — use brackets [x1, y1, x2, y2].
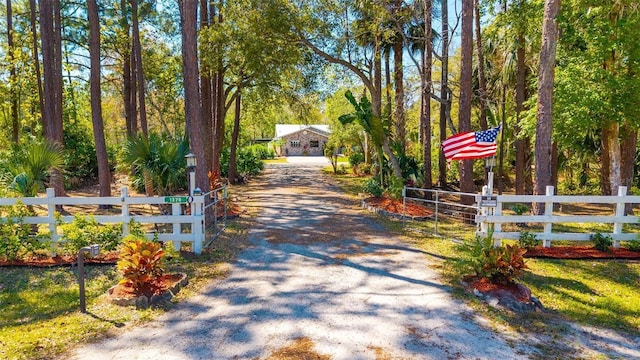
[117, 234, 165, 294]
[625, 240, 640, 252]
[1, 141, 64, 197]
[590, 232, 613, 252]
[220, 146, 264, 179]
[458, 234, 528, 283]
[481, 244, 528, 283]
[518, 231, 540, 249]
[386, 176, 404, 200]
[362, 178, 384, 197]
[62, 123, 103, 189]
[324, 142, 340, 175]
[58, 215, 122, 254]
[245, 144, 275, 160]
[511, 203, 530, 215]
[0, 203, 48, 261]
[348, 151, 364, 171]
[122, 133, 189, 196]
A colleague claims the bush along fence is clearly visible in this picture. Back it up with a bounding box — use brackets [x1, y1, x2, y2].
[0, 186, 228, 256]
[476, 185, 640, 248]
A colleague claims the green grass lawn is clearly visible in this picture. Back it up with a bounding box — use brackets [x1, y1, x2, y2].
[263, 157, 288, 164]
[0, 216, 252, 360]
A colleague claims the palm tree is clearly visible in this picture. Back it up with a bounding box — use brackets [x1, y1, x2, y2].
[339, 91, 389, 185]
[123, 133, 189, 197]
[3, 142, 65, 200]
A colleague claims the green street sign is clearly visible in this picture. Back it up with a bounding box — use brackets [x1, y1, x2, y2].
[164, 196, 188, 204]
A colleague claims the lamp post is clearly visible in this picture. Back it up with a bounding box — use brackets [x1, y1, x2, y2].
[185, 152, 197, 196]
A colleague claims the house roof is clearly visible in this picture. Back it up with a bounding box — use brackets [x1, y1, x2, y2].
[274, 124, 331, 139]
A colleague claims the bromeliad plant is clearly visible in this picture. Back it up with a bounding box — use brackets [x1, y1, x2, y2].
[117, 234, 165, 295]
[459, 233, 528, 283]
[481, 244, 528, 283]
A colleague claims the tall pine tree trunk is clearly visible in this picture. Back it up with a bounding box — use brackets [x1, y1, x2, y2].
[7, 0, 19, 144]
[88, 0, 112, 202]
[29, 0, 44, 131]
[228, 91, 242, 184]
[200, 0, 213, 173]
[459, 0, 474, 201]
[474, 0, 487, 131]
[422, 0, 433, 191]
[393, 38, 406, 152]
[40, 0, 66, 199]
[180, 0, 209, 191]
[132, 0, 148, 137]
[515, 31, 527, 195]
[438, 0, 449, 188]
[533, 0, 561, 213]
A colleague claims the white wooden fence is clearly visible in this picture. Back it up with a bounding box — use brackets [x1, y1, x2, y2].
[476, 185, 640, 248]
[0, 187, 210, 254]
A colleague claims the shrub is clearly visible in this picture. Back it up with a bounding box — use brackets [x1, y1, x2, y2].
[362, 178, 383, 197]
[386, 176, 405, 200]
[482, 244, 528, 283]
[626, 239, 640, 252]
[59, 215, 122, 254]
[459, 233, 528, 283]
[348, 152, 364, 168]
[591, 232, 613, 252]
[359, 163, 372, 175]
[518, 231, 540, 249]
[511, 203, 530, 215]
[0, 203, 47, 261]
[117, 234, 165, 295]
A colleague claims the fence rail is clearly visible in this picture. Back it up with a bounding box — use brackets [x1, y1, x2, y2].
[476, 185, 640, 248]
[0, 186, 229, 255]
[402, 187, 479, 234]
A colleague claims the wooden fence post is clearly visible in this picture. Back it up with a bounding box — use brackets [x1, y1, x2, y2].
[543, 186, 554, 248]
[613, 186, 627, 249]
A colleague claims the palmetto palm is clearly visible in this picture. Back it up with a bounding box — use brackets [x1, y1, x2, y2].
[3, 142, 65, 198]
[123, 134, 188, 196]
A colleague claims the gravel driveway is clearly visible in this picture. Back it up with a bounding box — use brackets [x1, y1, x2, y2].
[68, 162, 543, 359]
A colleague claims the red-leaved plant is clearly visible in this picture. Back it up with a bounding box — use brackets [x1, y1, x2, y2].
[117, 234, 165, 295]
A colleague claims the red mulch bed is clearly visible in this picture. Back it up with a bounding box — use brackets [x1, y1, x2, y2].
[467, 276, 531, 302]
[109, 273, 183, 298]
[525, 245, 640, 259]
[365, 197, 433, 217]
[0, 251, 120, 267]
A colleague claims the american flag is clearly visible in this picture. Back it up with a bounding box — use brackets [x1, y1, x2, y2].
[442, 126, 500, 161]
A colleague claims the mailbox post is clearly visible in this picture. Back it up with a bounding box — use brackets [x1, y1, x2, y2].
[78, 244, 100, 313]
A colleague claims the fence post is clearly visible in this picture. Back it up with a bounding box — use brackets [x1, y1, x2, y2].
[434, 190, 439, 234]
[121, 187, 129, 236]
[613, 186, 627, 249]
[192, 196, 203, 254]
[494, 196, 502, 235]
[46, 188, 58, 247]
[402, 186, 406, 227]
[172, 203, 182, 251]
[543, 186, 554, 248]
